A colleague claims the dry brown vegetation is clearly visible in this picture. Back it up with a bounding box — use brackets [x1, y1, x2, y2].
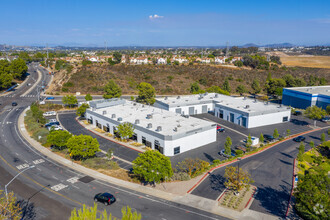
[281, 56, 330, 69]
[50, 64, 330, 95]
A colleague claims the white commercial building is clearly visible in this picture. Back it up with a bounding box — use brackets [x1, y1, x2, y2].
[154, 93, 291, 128]
[85, 99, 216, 156]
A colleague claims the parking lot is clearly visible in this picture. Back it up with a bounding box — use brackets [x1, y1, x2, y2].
[170, 112, 327, 165]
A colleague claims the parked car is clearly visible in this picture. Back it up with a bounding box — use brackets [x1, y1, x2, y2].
[293, 111, 302, 116]
[94, 193, 116, 206]
[39, 100, 46, 105]
[43, 111, 56, 117]
[45, 96, 55, 100]
[217, 125, 225, 133]
[321, 116, 330, 122]
[48, 119, 57, 123]
[293, 136, 305, 142]
[220, 149, 236, 158]
[12, 102, 18, 106]
[263, 134, 275, 142]
[45, 121, 60, 127]
[47, 125, 63, 131]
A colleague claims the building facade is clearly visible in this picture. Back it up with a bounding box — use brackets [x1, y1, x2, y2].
[282, 86, 330, 110]
[85, 99, 216, 156]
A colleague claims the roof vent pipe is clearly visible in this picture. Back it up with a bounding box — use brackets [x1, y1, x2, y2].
[111, 114, 116, 118]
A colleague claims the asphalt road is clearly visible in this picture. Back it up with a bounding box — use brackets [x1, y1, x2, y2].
[0, 64, 228, 220]
[190, 127, 328, 218]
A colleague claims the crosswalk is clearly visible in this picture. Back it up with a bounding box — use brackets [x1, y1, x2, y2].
[20, 94, 37, 98]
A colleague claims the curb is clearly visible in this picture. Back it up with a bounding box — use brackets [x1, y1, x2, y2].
[244, 186, 257, 209]
[285, 158, 296, 218]
[74, 117, 144, 153]
[186, 127, 325, 194]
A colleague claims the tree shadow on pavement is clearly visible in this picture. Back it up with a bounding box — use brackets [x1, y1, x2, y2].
[279, 152, 293, 159]
[278, 159, 293, 166]
[251, 184, 289, 218]
[17, 200, 36, 220]
[203, 153, 215, 163]
[209, 173, 226, 192]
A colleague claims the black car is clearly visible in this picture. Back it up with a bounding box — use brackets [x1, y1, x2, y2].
[94, 193, 116, 206]
[293, 136, 305, 142]
[12, 102, 18, 106]
[263, 134, 275, 142]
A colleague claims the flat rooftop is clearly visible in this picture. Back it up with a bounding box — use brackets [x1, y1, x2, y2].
[284, 86, 330, 96]
[156, 93, 290, 116]
[89, 100, 215, 136]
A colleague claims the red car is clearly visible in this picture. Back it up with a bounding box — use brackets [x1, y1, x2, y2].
[217, 125, 225, 132]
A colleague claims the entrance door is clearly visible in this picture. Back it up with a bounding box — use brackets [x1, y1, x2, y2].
[202, 105, 207, 113]
[189, 107, 195, 115]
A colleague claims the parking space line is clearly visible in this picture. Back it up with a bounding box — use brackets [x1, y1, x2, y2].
[202, 117, 247, 137]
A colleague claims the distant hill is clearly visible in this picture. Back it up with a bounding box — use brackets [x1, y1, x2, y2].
[264, 43, 294, 48]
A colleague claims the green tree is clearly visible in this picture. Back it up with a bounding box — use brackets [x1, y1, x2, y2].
[294, 172, 329, 220]
[113, 52, 122, 64]
[224, 136, 232, 155]
[266, 72, 272, 81]
[320, 133, 325, 143]
[309, 141, 315, 149]
[264, 78, 286, 95]
[246, 134, 252, 148]
[222, 79, 231, 93]
[62, 95, 78, 108]
[117, 122, 135, 140]
[85, 93, 93, 101]
[67, 135, 100, 160]
[251, 79, 261, 95]
[10, 58, 28, 79]
[233, 60, 243, 67]
[132, 150, 173, 183]
[206, 85, 230, 95]
[305, 106, 327, 127]
[259, 133, 264, 143]
[224, 166, 254, 192]
[273, 128, 279, 139]
[190, 82, 200, 94]
[76, 103, 90, 117]
[103, 80, 122, 99]
[297, 142, 305, 161]
[30, 102, 46, 124]
[136, 82, 156, 105]
[47, 130, 72, 150]
[18, 52, 32, 62]
[0, 71, 13, 89]
[177, 158, 209, 177]
[236, 84, 247, 96]
[121, 206, 142, 220]
[286, 129, 291, 137]
[0, 190, 22, 220]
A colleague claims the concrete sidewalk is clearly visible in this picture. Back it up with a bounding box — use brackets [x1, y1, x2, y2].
[19, 107, 279, 220]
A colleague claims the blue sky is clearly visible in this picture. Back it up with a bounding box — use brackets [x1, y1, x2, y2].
[1, 0, 330, 46]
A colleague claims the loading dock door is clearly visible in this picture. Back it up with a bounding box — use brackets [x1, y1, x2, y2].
[189, 107, 195, 115]
[175, 108, 182, 114]
[202, 105, 207, 113]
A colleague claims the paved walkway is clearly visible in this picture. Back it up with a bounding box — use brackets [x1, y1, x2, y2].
[19, 107, 279, 220]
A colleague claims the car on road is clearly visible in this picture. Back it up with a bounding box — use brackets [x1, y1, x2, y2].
[263, 134, 275, 142]
[217, 125, 225, 133]
[45, 121, 60, 127]
[220, 149, 236, 158]
[94, 193, 116, 206]
[45, 96, 55, 100]
[293, 136, 305, 142]
[47, 125, 63, 131]
[43, 111, 56, 117]
[12, 102, 18, 106]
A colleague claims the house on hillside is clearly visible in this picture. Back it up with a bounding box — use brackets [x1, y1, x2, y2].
[156, 57, 167, 64]
[130, 57, 148, 65]
[214, 57, 226, 64]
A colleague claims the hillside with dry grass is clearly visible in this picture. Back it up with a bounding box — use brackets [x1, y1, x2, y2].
[48, 64, 330, 96]
[281, 56, 330, 69]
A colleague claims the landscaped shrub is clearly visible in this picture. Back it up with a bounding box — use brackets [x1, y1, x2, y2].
[32, 128, 49, 145]
[82, 157, 119, 170]
[170, 172, 191, 181]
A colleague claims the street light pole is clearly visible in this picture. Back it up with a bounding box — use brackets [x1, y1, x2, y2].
[5, 165, 35, 201]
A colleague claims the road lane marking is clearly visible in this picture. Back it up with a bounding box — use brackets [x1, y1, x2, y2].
[67, 177, 79, 184]
[16, 163, 30, 170]
[51, 183, 68, 192]
[33, 158, 45, 164]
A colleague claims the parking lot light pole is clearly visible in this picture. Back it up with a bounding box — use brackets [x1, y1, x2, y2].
[5, 165, 35, 201]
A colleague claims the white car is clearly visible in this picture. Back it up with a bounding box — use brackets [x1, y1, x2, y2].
[39, 100, 46, 105]
[48, 119, 57, 123]
[48, 125, 63, 131]
[43, 111, 56, 117]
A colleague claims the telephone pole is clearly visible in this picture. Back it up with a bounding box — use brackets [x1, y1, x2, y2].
[226, 41, 229, 57]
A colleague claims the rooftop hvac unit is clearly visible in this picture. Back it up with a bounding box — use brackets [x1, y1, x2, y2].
[102, 110, 107, 115]
[177, 96, 180, 99]
[118, 117, 123, 121]
[215, 94, 219, 98]
[173, 127, 178, 132]
[204, 92, 208, 95]
[133, 103, 136, 106]
[146, 114, 153, 119]
[245, 105, 250, 109]
[254, 99, 257, 103]
[156, 126, 162, 131]
[111, 114, 116, 118]
[177, 124, 181, 127]
[147, 123, 152, 128]
[164, 96, 168, 100]
[142, 104, 145, 107]
[243, 96, 247, 100]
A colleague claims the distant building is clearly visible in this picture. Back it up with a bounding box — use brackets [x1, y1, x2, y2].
[156, 57, 167, 64]
[173, 57, 188, 64]
[214, 57, 226, 64]
[88, 57, 99, 62]
[282, 86, 330, 110]
[130, 57, 148, 65]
